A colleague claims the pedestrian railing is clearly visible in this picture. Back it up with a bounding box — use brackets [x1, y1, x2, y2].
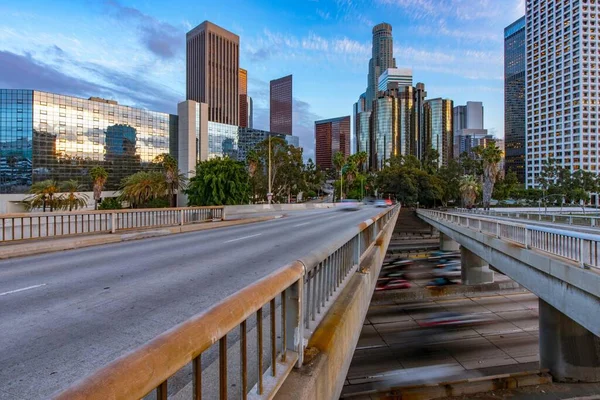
[53, 205, 400, 400]
[455, 208, 600, 227]
[420, 209, 600, 270]
[0, 207, 224, 242]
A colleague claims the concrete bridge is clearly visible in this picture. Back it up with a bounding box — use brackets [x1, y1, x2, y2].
[417, 209, 600, 383]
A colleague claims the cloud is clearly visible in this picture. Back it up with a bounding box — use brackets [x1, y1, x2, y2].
[316, 9, 331, 20]
[105, 0, 182, 59]
[0, 49, 182, 114]
[377, 0, 507, 21]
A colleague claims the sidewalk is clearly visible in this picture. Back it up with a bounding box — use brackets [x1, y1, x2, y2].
[0, 215, 280, 260]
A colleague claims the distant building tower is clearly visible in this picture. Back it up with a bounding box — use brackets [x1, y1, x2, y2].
[424, 98, 454, 167]
[414, 83, 427, 159]
[315, 116, 351, 170]
[186, 21, 239, 125]
[353, 92, 367, 154]
[366, 23, 396, 111]
[239, 68, 249, 128]
[504, 16, 526, 183]
[270, 75, 293, 135]
[247, 96, 253, 129]
[378, 68, 413, 91]
[453, 101, 488, 158]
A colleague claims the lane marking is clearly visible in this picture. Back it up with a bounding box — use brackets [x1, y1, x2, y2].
[293, 221, 311, 227]
[224, 233, 263, 243]
[0, 284, 47, 297]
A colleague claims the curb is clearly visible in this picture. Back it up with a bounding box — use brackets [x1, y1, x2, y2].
[372, 280, 525, 303]
[0, 215, 280, 260]
[341, 369, 552, 399]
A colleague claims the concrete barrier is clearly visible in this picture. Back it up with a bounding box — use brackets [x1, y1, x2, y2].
[224, 203, 340, 214]
[275, 205, 400, 400]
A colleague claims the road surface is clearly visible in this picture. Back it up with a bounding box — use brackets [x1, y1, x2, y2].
[0, 206, 385, 399]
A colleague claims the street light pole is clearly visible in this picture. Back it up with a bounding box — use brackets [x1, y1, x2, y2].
[268, 135, 272, 204]
[340, 169, 343, 202]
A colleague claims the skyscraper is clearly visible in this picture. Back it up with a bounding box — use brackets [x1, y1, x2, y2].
[186, 21, 239, 125]
[526, 1, 600, 188]
[366, 23, 396, 111]
[424, 98, 454, 167]
[315, 116, 350, 170]
[239, 68, 249, 128]
[353, 92, 367, 154]
[453, 102, 488, 158]
[378, 68, 413, 91]
[270, 75, 293, 135]
[504, 16, 526, 183]
[414, 83, 427, 159]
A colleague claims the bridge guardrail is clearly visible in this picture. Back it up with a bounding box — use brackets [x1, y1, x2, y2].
[420, 209, 600, 270]
[455, 208, 600, 227]
[53, 205, 400, 400]
[0, 206, 224, 242]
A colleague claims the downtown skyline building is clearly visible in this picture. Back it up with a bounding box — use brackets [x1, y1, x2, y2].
[505, 16, 526, 183]
[525, 0, 600, 189]
[315, 116, 350, 170]
[366, 23, 396, 112]
[270, 75, 293, 135]
[424, 98, 454, 168]
[186, 21, 240, 126]
[453, 101, 489, 158]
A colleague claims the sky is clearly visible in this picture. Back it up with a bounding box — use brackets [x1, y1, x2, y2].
[0, 0, 526, 161]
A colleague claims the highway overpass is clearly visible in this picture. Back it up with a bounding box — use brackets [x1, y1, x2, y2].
[417, 209, 600, 383]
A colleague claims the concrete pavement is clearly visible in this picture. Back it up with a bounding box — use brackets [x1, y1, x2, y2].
[0, 206, 385, 399]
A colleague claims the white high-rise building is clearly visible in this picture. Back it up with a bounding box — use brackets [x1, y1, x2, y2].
[526, 0, 599, 188]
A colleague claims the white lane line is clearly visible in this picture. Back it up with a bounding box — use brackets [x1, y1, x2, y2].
[0, 284, 47, 297]
[293, 221, 311, 227]
[224, 233, 263, 244]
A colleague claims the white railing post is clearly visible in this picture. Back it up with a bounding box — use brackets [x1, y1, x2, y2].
[496, 222, 501, 238]
[110, 213, 116, 234]
[478, 219, 482, 232]
[286, 279, 304, 367]
[524, 227, 530, 249]
[180, 209, 185, 226]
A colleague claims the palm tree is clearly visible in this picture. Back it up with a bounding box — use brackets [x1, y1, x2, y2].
[459, 175, 480, 208]
[89, 166, 108, 210]
[477, 143, 503, 210]
[154, 153, 184, 207]
[25, 180, 60, 212]
[59, 180, 89, 211]
[333, 152, 346, 173]
[354, 151, 368, 172]
[119, 171, 167, 208]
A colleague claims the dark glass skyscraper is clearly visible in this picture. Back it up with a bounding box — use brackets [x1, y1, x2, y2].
[270, 75, 293, 135]
[504, 16, 526, 183]
[366, 23, 396, 111]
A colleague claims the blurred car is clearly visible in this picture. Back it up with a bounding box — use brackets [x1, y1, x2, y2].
[376, 279, 411, 291]
[339, 199, 362, 211]
[434, 265, 461, 278]
[384, 198, 393, 206]
[374, 199, 388, 207]
[363, 197, 376, 205]
[418, 312, 489, 328]
[425, 277, 458, 287]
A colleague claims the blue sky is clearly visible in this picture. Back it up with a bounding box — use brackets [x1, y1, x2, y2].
[0, 0, 525, 161]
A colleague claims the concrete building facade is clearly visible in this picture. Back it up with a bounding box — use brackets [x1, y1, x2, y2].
[186, 21, 239, 125]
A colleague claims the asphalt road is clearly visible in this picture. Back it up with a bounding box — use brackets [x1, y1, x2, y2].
[0, 206, 385, 400]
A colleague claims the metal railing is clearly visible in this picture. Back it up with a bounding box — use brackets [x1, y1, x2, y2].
[420, 209, 600, 270]
[455, 208, 600, 227]
[0, 207, 224, 242]
[54, 205, 400, 400]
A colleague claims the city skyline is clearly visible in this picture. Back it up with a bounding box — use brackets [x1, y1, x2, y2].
[0, 0, 524, 162]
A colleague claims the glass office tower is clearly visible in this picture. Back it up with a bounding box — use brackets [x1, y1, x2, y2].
[0, 89, 177, 193]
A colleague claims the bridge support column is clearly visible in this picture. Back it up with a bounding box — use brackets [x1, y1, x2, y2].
[440, 232, 459, 251]
[539, 299, 600, 382]
[460, 246, 494, 285]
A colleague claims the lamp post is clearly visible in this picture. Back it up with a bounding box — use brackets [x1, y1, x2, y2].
[268, 134, 272, 204]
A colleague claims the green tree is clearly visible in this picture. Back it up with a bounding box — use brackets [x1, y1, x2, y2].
[119, 171, 167, 208]
[186, 157, 250, 206]
[437, 159, 462, 206]
[59, 180, 89, 211]
[422, 147, 440, 175]
[493, 170, 519, 201]
[154, 153, 185, 207]
[474, 143, 502, 210]
[89, 166, 108, 210]
[459, 175, 480, 208]
[25, 180, 60, 212]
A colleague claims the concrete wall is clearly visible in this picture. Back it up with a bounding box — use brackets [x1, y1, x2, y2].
[0, 191, 120, 214]
[276, 208, 399, 400]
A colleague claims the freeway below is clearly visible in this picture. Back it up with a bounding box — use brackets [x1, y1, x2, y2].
[0, 206, 386, 400]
